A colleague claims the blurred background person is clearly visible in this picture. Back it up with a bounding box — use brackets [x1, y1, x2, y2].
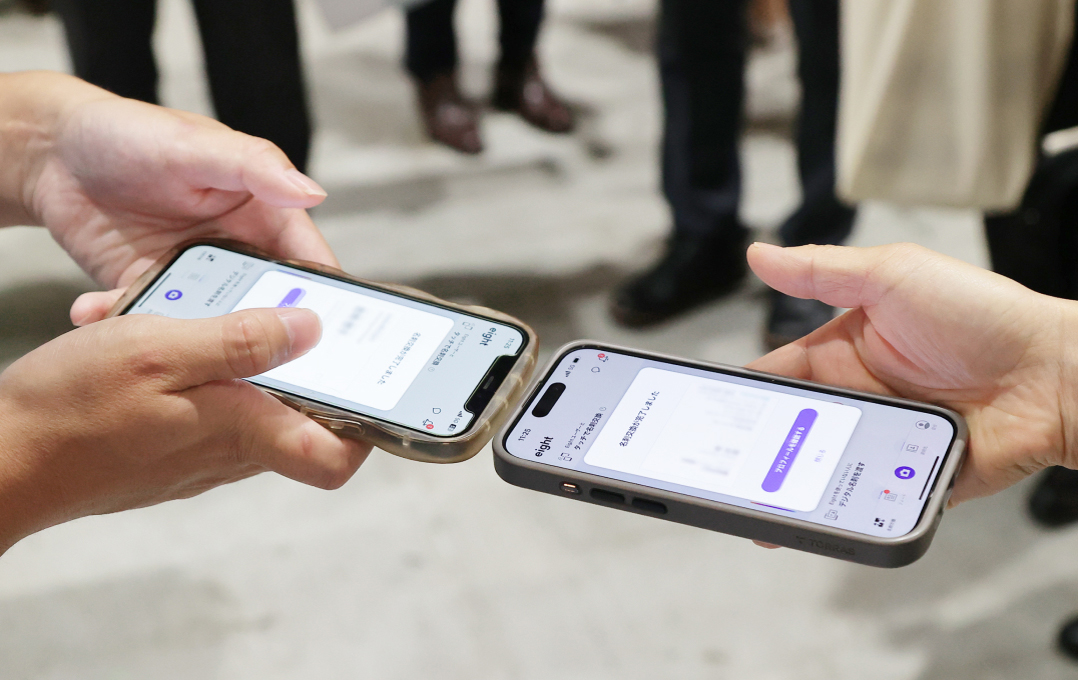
[610, 0, 855, 349]
[51, 0, 312, 172]
[836, 0, 1078, 661]
[405, 0, 574, 155]
[978, 7, 1078, 659]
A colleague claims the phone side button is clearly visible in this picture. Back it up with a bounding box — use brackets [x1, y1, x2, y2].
[590, 488, 626, 505]
[631, 498, 668, 515]
[311, 416, 364, 437]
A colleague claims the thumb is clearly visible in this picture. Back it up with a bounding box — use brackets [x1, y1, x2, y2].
[159, 307, 322, 390]
[747, 242, 928, 309]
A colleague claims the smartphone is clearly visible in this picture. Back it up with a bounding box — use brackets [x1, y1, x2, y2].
[110, 240, 537, 463]
[493, 342, 968, 567]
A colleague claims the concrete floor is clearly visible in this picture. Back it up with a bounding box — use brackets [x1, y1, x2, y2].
[2, 1, 1078, 678]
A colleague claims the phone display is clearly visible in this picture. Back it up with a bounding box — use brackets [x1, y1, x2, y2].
[122, 244, 527, 436]
[503, 346, 959, 539]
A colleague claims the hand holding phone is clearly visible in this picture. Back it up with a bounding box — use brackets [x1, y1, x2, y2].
[0, 307, 371, 555]
[746, 241, 1070, 506]
[495, 342, 967, 567]
[108, 241, 538, 463]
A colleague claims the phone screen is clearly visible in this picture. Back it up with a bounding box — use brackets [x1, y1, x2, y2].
[503, 347, 958, 538]
[123, 244, 527, 436]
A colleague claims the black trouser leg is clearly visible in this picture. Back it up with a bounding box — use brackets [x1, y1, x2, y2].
[496, 0, 544, 70]
[406, 0, 459, 82]
[191, 0, 311, 172]
[779, 0, 855, 247]
[984, 150, 1078, 299]
[659, 0, 749, 240]
[52, 0, 159, 104]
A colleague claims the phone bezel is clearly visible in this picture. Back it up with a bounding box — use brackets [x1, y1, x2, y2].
[493, 340, 969, 567]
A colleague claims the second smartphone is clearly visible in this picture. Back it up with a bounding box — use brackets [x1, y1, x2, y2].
[494, 342, 968, 567]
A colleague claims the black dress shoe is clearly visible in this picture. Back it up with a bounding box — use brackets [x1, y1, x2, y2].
[610, 228, 749, 328]
[1058, 615, 1078, 660]
[1029, 466, 1078, 528]
[764, 290, 835, 350]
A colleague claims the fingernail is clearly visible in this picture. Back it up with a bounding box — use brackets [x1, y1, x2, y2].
[283, 168, 327, 197]
[276, 307, 321, 353]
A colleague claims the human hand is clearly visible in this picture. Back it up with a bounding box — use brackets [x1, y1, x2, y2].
[0, 308, 371, 555]
[746, 242, 1077, 507]
[7, 73, 335, 325]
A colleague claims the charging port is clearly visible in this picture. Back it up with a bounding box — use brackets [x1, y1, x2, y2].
[589, 488, 625, 505]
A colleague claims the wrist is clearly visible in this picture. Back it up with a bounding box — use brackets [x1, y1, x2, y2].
[0, 72, 113, 227]
[0, 392, 55, 556]
[1054, 297, 1078, 470]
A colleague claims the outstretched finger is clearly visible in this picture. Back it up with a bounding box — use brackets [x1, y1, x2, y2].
[167, 110, 327, 209]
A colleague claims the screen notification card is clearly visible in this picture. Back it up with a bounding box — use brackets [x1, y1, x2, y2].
[583, 368, 863, 512]
[231, 271, 454, 411]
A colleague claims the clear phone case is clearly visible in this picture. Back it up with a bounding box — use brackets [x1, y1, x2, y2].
[106, 239, 539, 464]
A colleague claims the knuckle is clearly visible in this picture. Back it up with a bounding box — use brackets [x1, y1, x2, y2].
[248, 137, 285, 162]
[119, 321, 176, 380]
[306, 438, 357, 491]
[223, 313, 276, 377]
[314, 463, 353, 490]
[887, 242, 924, 260]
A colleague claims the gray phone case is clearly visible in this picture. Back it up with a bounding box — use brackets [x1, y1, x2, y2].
[492, 340, 969, 568]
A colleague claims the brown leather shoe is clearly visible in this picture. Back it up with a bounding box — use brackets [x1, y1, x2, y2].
[415, 72, 483, 155]
[493, 57, 575, 134]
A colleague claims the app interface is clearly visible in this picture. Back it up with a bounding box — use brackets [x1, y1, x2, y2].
[505, 349, 957, 538]
[127, 245, 525, 435]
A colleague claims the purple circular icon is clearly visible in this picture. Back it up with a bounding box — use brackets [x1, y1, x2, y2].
[164, 289, 183, 301]
[895, 466, 916, 480]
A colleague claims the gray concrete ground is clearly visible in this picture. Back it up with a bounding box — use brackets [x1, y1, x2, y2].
[2, 1, 1077, 678]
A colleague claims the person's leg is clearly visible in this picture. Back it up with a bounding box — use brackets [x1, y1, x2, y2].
[983, 156, 1073, 300]
[492, 0, 573, 133]
[51, 0, 159, 104]
[404, 0, 481, 154]
[190, 0, 311, 172]
[406, 0, 458, 82]
[661, 0, 746, 242]
[496, 0, 544, 71]
[780, 0, 854, 248]
[765, 0, 854, 349]
[610, 0, 750, 327]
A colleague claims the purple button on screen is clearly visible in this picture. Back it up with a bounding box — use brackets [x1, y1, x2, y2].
[277, 288, 306, 308]
[762, 409, 818, 493]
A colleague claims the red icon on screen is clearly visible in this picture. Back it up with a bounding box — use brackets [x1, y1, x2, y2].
[597, 353, 608, 362]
